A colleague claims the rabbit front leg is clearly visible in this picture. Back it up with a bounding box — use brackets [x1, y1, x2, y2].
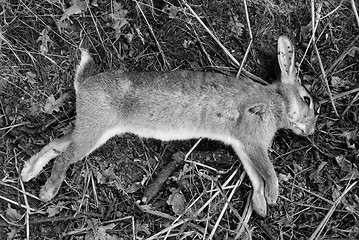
[245, 143, 279, 206]
[230, 140, 267, 217]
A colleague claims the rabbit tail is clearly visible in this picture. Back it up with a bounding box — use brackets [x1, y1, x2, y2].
[74, 49, 97, 92]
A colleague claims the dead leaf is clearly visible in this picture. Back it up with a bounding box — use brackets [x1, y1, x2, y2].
[340, 130, 358, 150]
[124, 31, 134, 44]
[336, 155, 353, 172]
[167, 5, 181, 19]
[331, 76, 345, 88]
[59, 122, 74, 135]
[86, 219, 118, 240]
[331, 184, 342, 201]
[57, 18, 71, 34]
[309, 161, 327, 184]
[278, 173, 292, 182]
[36, 28, 51, 54]
[95, 164, 116, 184]
[347, 46, 359, 58]
[109, 2, 129, 40]
[46, 201, 66, 217]
[60, 0, 88, 23]
[90, 0, 98, 7]
[300, 21, 312, 40]
[95, 224, 117, 240]
[134, 25, 145, 44]
[6, 204, 22, 222]
[331, 185, 356, 212]
[293, 162, 303, 173]
[335, 155, 359, 181]
[7, 228, 18, 240]
[136, 223, 150, 235]
[229, 15, 244, 37]
[25, 71, 37, 84]
[43, 93, 69, 114]
[182, 39, 194, 49]
[126, 182, 143, 193]
[166, 188, 186, 215]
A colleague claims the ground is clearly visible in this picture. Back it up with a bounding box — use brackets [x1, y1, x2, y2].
[0, 0, 358, 239]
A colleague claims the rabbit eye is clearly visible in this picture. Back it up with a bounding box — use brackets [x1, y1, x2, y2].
[303, 96, 311, 106]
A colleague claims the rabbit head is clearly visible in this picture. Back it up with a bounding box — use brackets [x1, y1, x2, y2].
[276, 36, 319, 136]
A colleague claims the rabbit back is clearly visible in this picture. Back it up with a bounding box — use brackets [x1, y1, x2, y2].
[75, 70, 280, 146]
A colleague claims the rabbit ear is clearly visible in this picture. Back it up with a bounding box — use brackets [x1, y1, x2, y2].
[277, 36, 297, 84]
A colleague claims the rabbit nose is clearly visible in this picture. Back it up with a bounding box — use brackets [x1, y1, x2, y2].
[303, 125, 316, 136]
[295, 123, 314, 136]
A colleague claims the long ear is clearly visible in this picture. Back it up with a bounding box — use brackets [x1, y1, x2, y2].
[277, 36, 297, 84]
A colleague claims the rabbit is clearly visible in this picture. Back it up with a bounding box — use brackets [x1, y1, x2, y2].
[21, 36, 318, 217]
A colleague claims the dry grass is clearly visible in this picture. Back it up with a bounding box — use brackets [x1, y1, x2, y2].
[0, 0, 358, 239]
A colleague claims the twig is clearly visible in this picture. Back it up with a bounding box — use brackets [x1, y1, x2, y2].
[15, 151, 30, 240]
[138, 204, 207, 235]
[182, 0, 268, 85]
[319, 87, 359, 105]
[235, 190, 254, 239]
[309, 181, 358, 240]
[146, 219, 188, 240]
[135, 0, 170, 70]
[313, 44, 338, 116]
[327, 44, 359, 75]
[182, 1, 238, 66]
[208, 177, 242, 239]
[341, 91, 359, 116]
[85, 1, 120, 63]
[236, 0, 253, 79]
[195, 168, 239, 215]
[0, 194, 42, 213]
[0, 121, 30, 131]
[103, 216, 135, 240]
[0, 213, 23, 227]
[311, 0, 339, 116]
[287, 182, 334, 205]
[350, 0, 359, 29]
[185, 138, 202, 161]
[142, 152, 185, 203]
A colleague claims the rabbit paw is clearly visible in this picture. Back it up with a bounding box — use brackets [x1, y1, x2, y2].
[21, 161, 38, 182]
[252, 191, 267, 217]
[39, 181, 61, 202]
[21, 145, 63, 182]
[264, 178, 279, 205]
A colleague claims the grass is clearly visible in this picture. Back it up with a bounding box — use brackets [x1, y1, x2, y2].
[0, 0, 358, 239]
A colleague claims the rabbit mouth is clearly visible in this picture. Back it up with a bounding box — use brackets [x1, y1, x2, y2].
[292, 124, 315, 136]
[292, 127, 305, 135]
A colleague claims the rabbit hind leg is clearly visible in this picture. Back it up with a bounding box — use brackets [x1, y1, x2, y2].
[39, 125, 125, 202]
[21, 134, 72, 182]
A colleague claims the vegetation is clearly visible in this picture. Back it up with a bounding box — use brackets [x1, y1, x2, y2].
[0, 0, 358, 239]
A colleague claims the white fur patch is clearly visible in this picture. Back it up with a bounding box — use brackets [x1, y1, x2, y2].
[21, 150, 59, 182]
[99, 125, 235, 146]
[21, 137, 71, 182]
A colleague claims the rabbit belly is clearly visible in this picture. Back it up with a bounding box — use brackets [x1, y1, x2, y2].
[99, 124, 235, 145]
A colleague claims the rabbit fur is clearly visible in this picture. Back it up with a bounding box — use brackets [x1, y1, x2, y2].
[21, 36, 318, 217]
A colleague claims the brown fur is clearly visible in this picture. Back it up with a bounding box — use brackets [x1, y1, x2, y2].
[21, 36, 318, 217]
